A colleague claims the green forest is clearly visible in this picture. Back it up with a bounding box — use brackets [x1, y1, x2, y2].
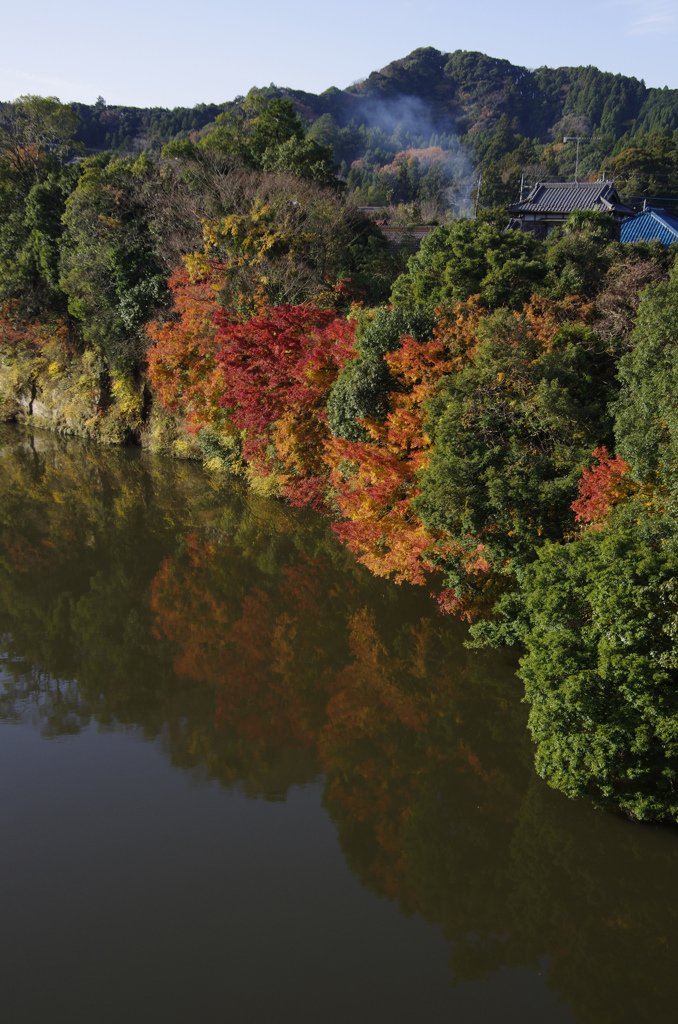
[2, 48, 678, 824]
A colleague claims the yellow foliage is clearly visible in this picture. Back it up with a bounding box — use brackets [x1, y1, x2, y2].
[110, 371, 144, 427]
[246, 464, 282, 498]
[203, 456, 228, 474]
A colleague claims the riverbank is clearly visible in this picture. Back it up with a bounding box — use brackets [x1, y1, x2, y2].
[0, 335, 203, 459]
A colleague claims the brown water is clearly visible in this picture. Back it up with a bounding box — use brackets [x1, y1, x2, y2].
[1, 424, 677, 1024]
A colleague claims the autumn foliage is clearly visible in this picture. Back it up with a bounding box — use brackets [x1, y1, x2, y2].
[0, 303, 70, 355]
[214, 303, 356, 507]
[143, 269, 621, 627]
[146, 265, 229, 434]
[147, 533, 511, 906]
[571, 446, 633, 525]
[324, 300, 483, 589]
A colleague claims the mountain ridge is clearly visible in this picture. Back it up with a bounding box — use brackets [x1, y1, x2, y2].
[67, 47, 678, 153]
[58, 46, 678, 209]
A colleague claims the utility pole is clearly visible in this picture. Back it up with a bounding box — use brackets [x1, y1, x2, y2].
[563, 136, 603, 183]
[474, 174, 481, 217]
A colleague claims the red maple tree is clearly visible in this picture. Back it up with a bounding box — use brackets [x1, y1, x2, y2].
[571, 446, 633, 525]
[215, 303, 357, 507]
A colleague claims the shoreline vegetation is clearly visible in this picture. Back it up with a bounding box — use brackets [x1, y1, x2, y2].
[2, 59, 678, 823]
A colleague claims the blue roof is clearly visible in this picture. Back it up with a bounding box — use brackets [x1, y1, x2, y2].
[620, 208, 678, 247]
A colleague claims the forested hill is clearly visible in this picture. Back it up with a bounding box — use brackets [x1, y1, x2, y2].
[67, 47, 678, 209]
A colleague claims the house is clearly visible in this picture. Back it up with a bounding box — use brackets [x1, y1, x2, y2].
[507, 181, 634, 240]
[620, 207, 678, 248]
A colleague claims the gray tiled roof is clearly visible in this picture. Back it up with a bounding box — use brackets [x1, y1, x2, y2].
[508, 181, 634, 216]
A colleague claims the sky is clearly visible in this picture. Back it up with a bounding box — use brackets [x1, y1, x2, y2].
[2, 0, 678, 108]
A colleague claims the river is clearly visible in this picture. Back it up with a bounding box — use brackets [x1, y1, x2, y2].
[1, 424, 677, 1024]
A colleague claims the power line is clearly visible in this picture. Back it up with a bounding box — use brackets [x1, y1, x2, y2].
[620, 192, 678, 202]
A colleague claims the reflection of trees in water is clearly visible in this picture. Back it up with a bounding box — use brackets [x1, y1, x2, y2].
[0, 664, 89, 735]
[2, 425, 678, 1022]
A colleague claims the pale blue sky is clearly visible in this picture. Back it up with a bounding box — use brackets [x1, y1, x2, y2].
[3, 0, 677, 107]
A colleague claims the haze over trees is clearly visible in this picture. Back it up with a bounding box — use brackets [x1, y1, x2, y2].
[58, 47, 678, 214]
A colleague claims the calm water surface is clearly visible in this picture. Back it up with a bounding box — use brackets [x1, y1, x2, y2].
[1, 424, 677, 1024]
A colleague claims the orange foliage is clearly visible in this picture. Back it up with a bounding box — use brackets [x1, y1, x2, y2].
[571, 446, 634, 525]
[380, 147, 448, 172]
[519, 294, 595, 348]
[146, 265, 230, 434]
[147, 291, 598, 618]
[325, 300, 484, 586]
[0, 303, 70, 354]
[324, 296, 595, 610]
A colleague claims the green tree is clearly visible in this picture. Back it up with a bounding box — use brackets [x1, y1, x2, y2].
[0, 95, 80, 184]
[520, 507, 678, 822]
[260, 135, 338, 188]
[390, 219, 547, 310]
[0, 96, 82, 316]
[0, 165, 81, 316]
[605, 133, 678, 201]
[415, 309, 616, 630]
[59, 155, 169, 369]
[327, 306, 434, 441]
[613, 261, 678, 495]
[544, 211, 619, 300]
[196, 94, 338, 187]
[518, 260, 678, 820]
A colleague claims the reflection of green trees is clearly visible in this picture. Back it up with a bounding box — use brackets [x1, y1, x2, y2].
[328, 688, 678, 1024]
[3, 424, 678, 1021]
[507, 780, 678, 1024]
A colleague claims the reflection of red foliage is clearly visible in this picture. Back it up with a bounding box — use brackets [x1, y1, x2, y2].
[151, 541, 341, 749]
[572, 446, 632, 525]
[325, 607, 430, 739]
[320, 609, 459, 901]
[149, 537, 495, 907]
[149, 538, 457, 759]
[0, 530, 51, 573]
